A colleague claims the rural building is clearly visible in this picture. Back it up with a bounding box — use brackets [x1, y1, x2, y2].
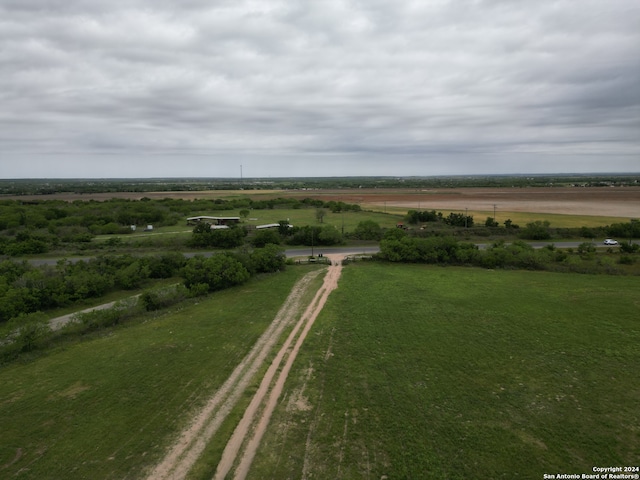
[186, 216, 241, 227]
[255, 223, 293, 230]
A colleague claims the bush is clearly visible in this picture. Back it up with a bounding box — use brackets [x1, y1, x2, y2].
[250, 244, 287, 273]
[619, 255, 635, 265]
[182, 254, 250, 292]
[520, 221, 551, 240]
[6, 312, 50, 353]
[577, 242, 596, 255]
[353, 220, 383, 240]
[251, 229, 281, 248]
[73, 298, 138, 330]
[140, 285, 188, 311]
[619, 242, 640, 254]
[187, 224, 247, 248]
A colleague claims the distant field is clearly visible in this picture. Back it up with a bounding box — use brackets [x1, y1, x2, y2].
[251, 263, 640, 478]
[10, 186, 637, 228]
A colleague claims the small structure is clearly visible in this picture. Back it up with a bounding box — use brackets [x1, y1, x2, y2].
[187, 216, 241, 227]
[255, 223, 293, 230]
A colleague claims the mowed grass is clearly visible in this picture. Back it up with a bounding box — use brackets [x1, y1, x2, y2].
[0, 266, 320, 479]
[251, 263, 640, 479]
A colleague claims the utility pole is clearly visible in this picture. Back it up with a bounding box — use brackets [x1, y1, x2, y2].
[493, 204, 497, 222]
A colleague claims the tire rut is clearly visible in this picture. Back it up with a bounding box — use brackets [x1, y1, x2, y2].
[145, 268, 324, 480]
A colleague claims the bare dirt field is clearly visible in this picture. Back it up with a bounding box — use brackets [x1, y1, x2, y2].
[9, 187, 638, 218]
[296, 187, 640, 218]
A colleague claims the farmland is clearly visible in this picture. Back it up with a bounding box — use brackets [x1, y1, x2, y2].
[2, 261, 638, 479]
[0, 266, 325, 479]
[1, 177, 639, 479]
[250, 263, 640, 479]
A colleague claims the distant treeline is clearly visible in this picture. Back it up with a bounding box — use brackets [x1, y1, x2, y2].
[0, 244, 288, 325]
[1, 174, 639, 195]
[0, 197, 359, 255]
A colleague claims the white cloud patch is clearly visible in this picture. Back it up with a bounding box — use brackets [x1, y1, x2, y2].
[1, 0, 638, 177]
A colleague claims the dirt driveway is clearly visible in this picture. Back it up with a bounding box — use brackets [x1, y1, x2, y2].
[146, 255, 344, 480]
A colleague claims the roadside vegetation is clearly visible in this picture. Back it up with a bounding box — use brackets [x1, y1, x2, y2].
[376, 227, 640, 274]
[251, 263, 640, 478]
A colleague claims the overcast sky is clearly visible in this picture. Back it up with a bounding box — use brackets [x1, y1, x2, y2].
[1, 0, 639, 179]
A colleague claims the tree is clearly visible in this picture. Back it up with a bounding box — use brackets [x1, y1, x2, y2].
[278, 220, 292, 236]
[353, 220, 383, 240]
[188, 224, 246, 248]
[520, 220, 551, 240]
[251, 229, 281, 248]
[239, 209, 250, 220]
[485, 217, 499, 227]
[315, 208, 327, 223]
[443, 212, 473, 227]
[318, 225, 341, 245]
[182, 254, 250, 292]
[250, 244, 287, 273]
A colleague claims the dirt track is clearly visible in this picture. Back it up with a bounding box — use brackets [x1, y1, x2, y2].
[146, 256, 343, 480]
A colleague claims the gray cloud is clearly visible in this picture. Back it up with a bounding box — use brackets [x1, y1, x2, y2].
[1, 0, 638, 178]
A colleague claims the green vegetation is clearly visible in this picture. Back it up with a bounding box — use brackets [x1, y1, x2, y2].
[1, 174, 638, 195]
[378, 230, 640, 274]
[0, 266, 319, 479]
[0, 253, 186, 324]
[252, 263, 640, 478]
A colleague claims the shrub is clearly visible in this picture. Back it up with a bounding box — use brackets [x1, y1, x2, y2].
[519, 221, 551, 240]
[619, 241, 640, 254]
[251, 229, 281, 248]
[250, 244, 287, 273]
[619, 255, 635, 265]
[182, 254, 250, 292]
[353, 220, 383, 241]
[577, 242, 596, 255]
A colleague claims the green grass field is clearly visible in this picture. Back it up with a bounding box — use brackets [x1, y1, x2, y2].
[0, 266, 321, 479]
[251, 263, 640, 479]
[3, 261, 638, 479]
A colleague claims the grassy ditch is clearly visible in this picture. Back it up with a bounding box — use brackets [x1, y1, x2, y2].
[0, 266, 321, 479]
[251, 263, 640, 479]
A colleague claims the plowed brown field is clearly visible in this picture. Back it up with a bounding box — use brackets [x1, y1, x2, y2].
[296, 187, 640, 218]
[9, 187, 639, 218]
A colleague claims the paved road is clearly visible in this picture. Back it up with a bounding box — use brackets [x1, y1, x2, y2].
[22, 241, 632, 267]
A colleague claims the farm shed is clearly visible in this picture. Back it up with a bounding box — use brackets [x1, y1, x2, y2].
[186, 216, 241, 226]
[255, 223, 293, 230]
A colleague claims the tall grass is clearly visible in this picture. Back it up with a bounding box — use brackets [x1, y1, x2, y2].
[251, 263, 640, 479]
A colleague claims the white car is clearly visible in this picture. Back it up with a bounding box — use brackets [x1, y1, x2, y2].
[603, 239, 618, 245]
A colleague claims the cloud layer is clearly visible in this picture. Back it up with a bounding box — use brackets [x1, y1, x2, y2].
[1, 0, 638, 178]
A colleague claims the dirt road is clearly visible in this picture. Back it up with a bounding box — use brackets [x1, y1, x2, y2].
[146, 255, 343, 480]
